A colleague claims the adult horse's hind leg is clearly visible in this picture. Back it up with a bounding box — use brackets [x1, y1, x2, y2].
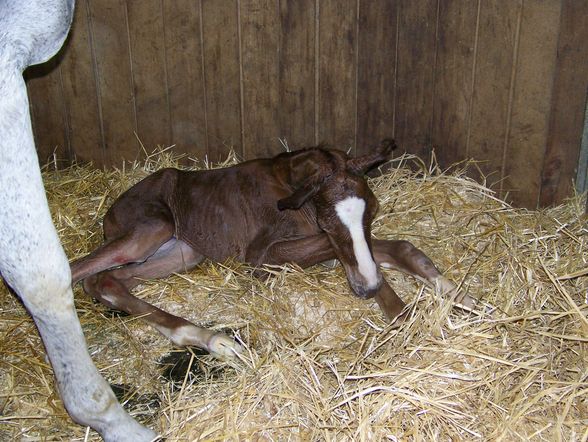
[0, 0, 155, 441]
[0, 1, 156, 439]
[372, 239, 478, 310]
[83, 239, 241, 358]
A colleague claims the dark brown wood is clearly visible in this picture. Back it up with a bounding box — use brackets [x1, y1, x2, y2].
[317, 0, 358, 152]
[163, 0, 207, 160]
[467, 0, 521, 190]
[503, 1, 561, 208]
[356, 0, 398, 157]
[87, 0, 137, 166]
[24, 0, 588, 208]
[394, 0, 438, 159]
[25, 55, 70, 166]
[201, 0, 242, 161]
[431, 0, 478, 167]
[127, 0, 171, 150]
[59, 0, 103, 166]
[278, 0, 317, 150]
[539, 0, 588, 207]
[240, 0, 281, 158]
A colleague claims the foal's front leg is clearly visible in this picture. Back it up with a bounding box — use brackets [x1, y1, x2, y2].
[372, 239, 478, 311]
[247, 234, 407, 320]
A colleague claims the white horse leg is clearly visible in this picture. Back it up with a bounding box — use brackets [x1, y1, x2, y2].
[0, 59, 156, 442]
[0, 1, 156, 439]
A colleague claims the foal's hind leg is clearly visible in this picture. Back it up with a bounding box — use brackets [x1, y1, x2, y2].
[84, 239, 241, 358]
[71, 220, 175, 284]
[372, 239, 478, 310]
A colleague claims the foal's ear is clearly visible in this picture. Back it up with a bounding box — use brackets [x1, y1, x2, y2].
[347, 138, 397, 175]
[277, 183, 320, 210]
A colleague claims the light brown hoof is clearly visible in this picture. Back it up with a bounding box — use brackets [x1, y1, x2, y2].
[207, 332, 244, 359]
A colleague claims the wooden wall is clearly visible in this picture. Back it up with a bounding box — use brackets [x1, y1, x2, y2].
[25, 0, 588, 208]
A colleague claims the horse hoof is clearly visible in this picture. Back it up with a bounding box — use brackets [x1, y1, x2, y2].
[208, 332, 243, 359]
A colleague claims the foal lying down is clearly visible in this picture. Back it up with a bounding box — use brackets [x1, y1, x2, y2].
[71, 140, 477, 357]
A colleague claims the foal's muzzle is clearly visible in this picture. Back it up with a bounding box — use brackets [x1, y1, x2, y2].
[346, 270, 383, 299]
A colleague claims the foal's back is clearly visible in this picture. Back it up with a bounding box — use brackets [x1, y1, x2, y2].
[103, 157, 320, 262]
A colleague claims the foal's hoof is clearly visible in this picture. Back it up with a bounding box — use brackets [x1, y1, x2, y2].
[434, 276, 493, 315]
[207, 332, 243, 359]
[434, 276, 471, 306]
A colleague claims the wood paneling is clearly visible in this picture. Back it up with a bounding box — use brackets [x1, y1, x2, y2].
[25, 57, 70, 166]
[504, 1, 561, 208]
[467, 0, 521, 188]
[394, 0, 438, 159]
[162, 0, 207, 160]
[201, 0, 242, 161]
[240, 0, 280, 158]
[539, 0, 588, 206]
[318, 0, 358, 152]
[26, 0, 588, 208]
[356, 0, 398, 156]
[278, 0, 316, 150]
[431, 0, 478, 166]
[59, 0, 102, 165]
[127, 0, 171, 149]
[87, 0, 136, 166]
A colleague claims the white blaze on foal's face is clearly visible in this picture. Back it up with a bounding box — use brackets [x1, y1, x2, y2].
[335, 196, 379, 289]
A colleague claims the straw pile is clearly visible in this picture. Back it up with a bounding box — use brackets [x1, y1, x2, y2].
[0, 147, 586, 441]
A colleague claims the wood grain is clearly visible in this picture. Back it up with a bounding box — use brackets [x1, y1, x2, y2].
[201, 0, 242, 161]
[25, 57, 70, 166]
[87, 0, 137, 166]
[539, 0, 588, 206]
[504, 1, 561, 207]
[163, 0, 207, 160]
[24, 0, 588, 208]
[394, 0, 438, 159]
[127, 0, 171, 150]
[59, 0, 103, 165]
[431, 0, 478, 166]
[467, 0, 521, 189]
[356, 0, 398, 157]
[278, 0, 317, 150]
[317, 0, 358, 151]
[240, 0, 280, 158]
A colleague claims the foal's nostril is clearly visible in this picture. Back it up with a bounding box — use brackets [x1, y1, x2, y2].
[349, 276, 382, 299]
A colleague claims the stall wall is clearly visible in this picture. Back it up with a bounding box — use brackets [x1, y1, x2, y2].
[25, 0, 588, 208]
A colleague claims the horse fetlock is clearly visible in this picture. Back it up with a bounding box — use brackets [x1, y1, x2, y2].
[207, 332, 243, 359]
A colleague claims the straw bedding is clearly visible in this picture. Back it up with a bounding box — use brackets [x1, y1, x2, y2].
[0, 148, 586, 441]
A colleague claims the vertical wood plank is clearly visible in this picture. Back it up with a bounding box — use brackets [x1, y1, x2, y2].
[431, 0, 477, 166]
[59, 0, 103, 166]
[318, 0, 358, 151]
[240, 0, 280, 158]
[278, 0, 316, 150]
[356, 0, 398, 156]
[504, 1, 561, 208]
[25, 58, 70, 166]
[162, 0, 207, 160]
[394, 0, 438, 158]
[539, 0, 588, 207]
[201, 0, 242, 161]
[88, 0, 137, 166]
[467, 0, 521, 189]
[127, 0, 171, 150]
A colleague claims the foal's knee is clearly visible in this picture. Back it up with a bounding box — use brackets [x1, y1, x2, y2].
[82, 273, 125, 311]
